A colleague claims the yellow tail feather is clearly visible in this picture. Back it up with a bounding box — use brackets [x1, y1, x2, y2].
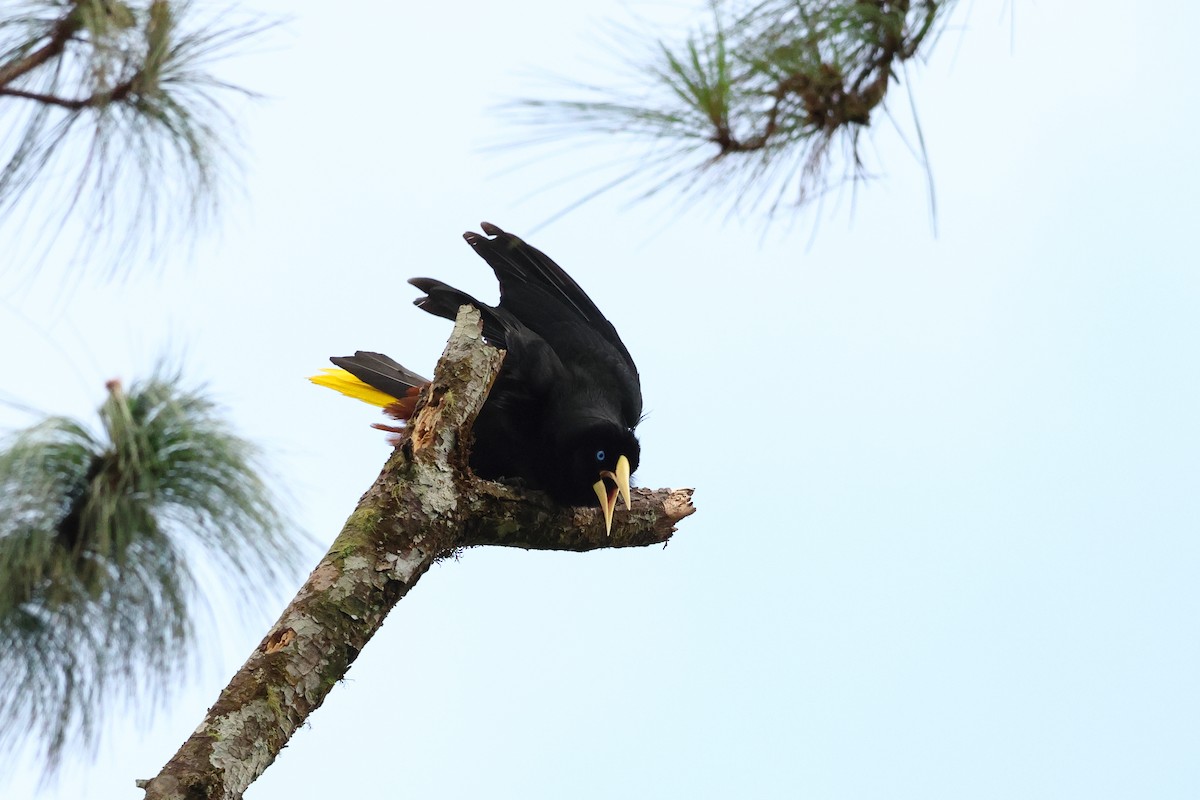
[309, 368, 394, 408]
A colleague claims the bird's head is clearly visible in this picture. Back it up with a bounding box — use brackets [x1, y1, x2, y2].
[552, 422, 641, 535]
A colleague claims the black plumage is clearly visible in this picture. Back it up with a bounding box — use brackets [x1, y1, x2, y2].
[327, 223, 641, 526]
[329, 351, 428, 402]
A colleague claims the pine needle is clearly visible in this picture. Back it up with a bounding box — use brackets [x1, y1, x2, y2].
[0, 368, 304, 775]
[506, 0, 953, 224]
[0, 0, 278, 277]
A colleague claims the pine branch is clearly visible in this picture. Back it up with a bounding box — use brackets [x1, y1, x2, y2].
[0, 76, 135, 108]
[0, 11, 80, 88]
[509, 0, 952, 219]
[0, 365, 302, 776]
[0, 0, 272, 276]
[137, 308, 696, 800]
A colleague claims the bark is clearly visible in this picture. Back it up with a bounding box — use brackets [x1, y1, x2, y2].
[137, 307, 696, 800]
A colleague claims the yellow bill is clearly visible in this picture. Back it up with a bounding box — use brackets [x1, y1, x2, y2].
[591, 454, 632, 536]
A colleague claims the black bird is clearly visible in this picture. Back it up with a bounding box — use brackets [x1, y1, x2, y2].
[311, 222, 642, 534]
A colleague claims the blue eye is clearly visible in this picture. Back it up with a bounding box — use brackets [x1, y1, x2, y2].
[595, 449, 606, 462]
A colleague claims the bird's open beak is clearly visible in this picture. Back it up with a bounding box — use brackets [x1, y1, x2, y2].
[591, 454, 632, 536]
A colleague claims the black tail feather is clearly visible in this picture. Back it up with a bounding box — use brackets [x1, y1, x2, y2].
[330, 351, 428, 399]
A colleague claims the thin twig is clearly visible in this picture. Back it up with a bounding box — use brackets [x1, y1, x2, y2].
[0, 77, 138, 110]
[0, 14, 80, 88]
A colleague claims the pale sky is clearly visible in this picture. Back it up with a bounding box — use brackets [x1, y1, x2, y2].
[3, 1, 1199, 798]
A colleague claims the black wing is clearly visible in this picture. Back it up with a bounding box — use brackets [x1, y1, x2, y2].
[462, 222, 637, 374]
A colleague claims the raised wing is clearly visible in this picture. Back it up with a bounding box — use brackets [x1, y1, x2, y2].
[462, 222, 636, 373]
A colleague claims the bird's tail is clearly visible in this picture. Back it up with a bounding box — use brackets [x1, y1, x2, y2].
[309, 351, 429, 422]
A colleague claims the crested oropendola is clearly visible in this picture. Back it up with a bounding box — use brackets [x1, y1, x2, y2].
[311, 222, 641, 534]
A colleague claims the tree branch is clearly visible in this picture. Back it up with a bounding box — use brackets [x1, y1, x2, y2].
[715, 0, 937, 156]
[137, 307, 696, 800]
[0, 13, 80, 89]
[0, 71, 140, 110]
